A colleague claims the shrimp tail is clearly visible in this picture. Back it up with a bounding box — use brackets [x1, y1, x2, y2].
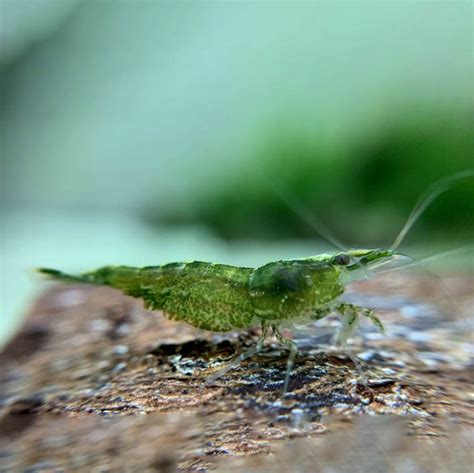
[37, 267, 92, 284]
[36, 266, 141, 288]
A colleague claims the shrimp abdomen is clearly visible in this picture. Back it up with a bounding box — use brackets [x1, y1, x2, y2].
[38, 262, 255, 332]
[157, 262, 255, 331]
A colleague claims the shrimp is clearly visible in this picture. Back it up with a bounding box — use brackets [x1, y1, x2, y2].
[37, 170, 473, 394]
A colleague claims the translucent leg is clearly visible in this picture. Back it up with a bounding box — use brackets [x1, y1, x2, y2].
[336, 303, 385, 334]
[309, 307, 332, 322]
[333, 303, 359, 346]
[205, 325, 268, 385]
[361, 308, 386, 334]
[291, 308, 334, 341]
[344, 345, 368, 385]
[273, 326, 298, 397]
[334, 303, 368, 384]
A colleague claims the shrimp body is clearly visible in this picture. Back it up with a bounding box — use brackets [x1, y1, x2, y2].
[38, 249, 392, 333]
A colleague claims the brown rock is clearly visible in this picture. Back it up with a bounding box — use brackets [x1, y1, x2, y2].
[1, 273, 472, 471]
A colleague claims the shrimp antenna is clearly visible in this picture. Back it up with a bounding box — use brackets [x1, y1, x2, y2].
[375, 243, 474, 275]
[418, 243, 474, 265]
[377, 252, 465, 322]
[371, 245, 474, 324]
[273, 181, 371, 279]
[272, 182, 348, 252]
[398, 252, 457, 303]
[391, 170, 474, 251]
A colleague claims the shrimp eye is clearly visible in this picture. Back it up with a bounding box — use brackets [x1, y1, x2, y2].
[334, 254, 351, 266]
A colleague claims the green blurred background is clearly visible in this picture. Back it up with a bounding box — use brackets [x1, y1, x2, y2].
[1, 0, 473, 344]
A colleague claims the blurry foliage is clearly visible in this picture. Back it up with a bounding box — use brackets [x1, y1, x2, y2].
[152, 109, 473, 246]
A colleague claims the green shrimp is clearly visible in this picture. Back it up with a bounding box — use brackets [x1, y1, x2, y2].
[37, 171, 473, 393]
[38, 250, 390, 332]
[38, 250, 392, 393]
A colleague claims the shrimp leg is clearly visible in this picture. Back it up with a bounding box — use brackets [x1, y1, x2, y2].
[205, 323, 269, 385]
[272, 325, 298, 397]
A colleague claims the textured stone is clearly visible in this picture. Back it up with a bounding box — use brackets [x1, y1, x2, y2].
[1, 271, 472, 471]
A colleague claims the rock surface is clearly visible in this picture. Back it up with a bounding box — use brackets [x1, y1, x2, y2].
[1, 272, 472, 471]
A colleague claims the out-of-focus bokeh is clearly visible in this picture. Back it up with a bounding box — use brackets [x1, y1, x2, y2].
[1, 0, 472, 344]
